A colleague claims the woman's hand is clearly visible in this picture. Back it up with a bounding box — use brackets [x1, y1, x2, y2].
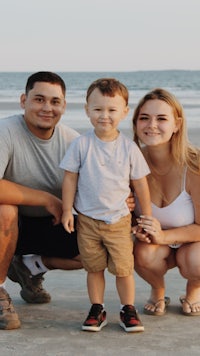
[135, 215, 165, 244]
[132, 224, 152, 243]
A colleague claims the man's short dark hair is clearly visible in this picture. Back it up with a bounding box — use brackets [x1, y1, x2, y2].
[25, 71, 66, 96]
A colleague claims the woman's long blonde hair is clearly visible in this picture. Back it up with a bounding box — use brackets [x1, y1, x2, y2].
[132, 88, 200, 174]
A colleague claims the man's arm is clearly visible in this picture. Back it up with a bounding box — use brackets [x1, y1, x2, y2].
[0, 179, 62, 225]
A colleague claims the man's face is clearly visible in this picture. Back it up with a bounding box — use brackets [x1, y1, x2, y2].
[20, 82, 66, 139]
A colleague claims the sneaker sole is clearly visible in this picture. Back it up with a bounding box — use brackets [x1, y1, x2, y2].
[20, 290, 51, 304]
[119, 321, 144, 332]
[82, 319, 108, 331]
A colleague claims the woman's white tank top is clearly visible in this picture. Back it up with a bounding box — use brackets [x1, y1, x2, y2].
[135, 168, 194, 248]
[151, 168, 194, 229]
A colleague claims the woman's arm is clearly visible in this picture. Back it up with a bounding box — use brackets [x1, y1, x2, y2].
[136, 170, 200, 245]
[141, 222, 200, 246]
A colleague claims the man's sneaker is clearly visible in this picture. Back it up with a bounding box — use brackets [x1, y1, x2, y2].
[0, 287, 21, 330]
[7, 255, 51, 304]
[82, 303, 107, 331]
[120, 305, 144, 332]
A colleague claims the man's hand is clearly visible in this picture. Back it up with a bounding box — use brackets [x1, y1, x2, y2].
[45, 194, 63, 225]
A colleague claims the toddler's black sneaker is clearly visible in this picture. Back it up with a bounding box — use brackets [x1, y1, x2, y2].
[82, 303, 107, 331]
[120, 304, 144, 332]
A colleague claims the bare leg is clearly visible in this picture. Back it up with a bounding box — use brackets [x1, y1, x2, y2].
[0, 205, 18, 283]
[87, 271, 105, 304]
[42, 255, 82, 271]
[134, 241, 175, 313]
[177, 242, 200, 314]
[116, 274, 135, 305]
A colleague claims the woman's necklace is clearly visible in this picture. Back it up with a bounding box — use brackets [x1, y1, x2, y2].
[147, 154, 174, 176]
[150, 163, 174, 176]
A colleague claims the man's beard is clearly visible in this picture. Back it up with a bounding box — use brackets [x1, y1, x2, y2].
[37, 123, 53, 131]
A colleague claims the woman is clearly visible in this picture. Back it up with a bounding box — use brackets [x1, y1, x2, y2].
[132, 88, 200, 316]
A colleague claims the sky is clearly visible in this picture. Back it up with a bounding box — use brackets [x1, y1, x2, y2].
[0, 0, 200, 72]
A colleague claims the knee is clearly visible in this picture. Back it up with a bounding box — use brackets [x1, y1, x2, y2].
[177, 249, 200, 279]
[0, 205, 18, 230]
[134, 242, 152, 268]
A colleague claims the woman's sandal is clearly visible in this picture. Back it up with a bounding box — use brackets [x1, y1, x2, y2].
[179, 296, 200, 316]
[144, 296, 171, 316]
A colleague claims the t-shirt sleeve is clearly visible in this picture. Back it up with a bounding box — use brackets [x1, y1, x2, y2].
[0, 126, 12, 178]
[129, 143, 150, 179]
[59, 137, 81, 173]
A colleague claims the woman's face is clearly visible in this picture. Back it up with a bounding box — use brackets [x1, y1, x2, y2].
[135, 99, 179, 147]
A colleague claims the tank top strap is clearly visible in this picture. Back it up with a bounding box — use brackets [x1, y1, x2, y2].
[181, 166, 187, 191]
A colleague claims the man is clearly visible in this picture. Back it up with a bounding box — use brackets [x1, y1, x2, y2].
[0, 71, 82, 329]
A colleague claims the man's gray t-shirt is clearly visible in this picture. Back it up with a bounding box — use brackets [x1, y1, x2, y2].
[0, 114, 79, 216]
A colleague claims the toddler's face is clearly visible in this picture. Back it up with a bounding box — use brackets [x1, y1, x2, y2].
[85, 88, 129, 138]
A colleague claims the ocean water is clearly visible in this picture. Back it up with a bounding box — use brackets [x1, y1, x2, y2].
[0, 70, 200, 131]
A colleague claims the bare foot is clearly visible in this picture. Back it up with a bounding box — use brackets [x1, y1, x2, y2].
[144, 297, 170, 316]
[181, 282, 200, 315]
[180, 296, 200, 315]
